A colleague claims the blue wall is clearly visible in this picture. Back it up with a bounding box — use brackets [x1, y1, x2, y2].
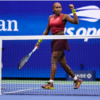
[0, 1, 100, 36]
[2, 39, 100, 78]
[1, 1, 100, 78]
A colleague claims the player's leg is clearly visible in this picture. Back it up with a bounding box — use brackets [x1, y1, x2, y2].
[42, 51, 63, 89]
[58, 51, 82, 89]
[50, 51, 63, 80]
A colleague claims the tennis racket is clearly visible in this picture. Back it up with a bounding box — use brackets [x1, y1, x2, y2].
[18, 46, 37, 70]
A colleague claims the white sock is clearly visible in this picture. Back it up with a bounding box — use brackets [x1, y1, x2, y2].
[49, 80, 54, 83]
[73, 76, 78, 81]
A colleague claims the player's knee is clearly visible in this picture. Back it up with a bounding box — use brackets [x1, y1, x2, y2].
[60, 63, 72, 71]
[51, 56, 57, 64]
[60, 62, 66, 67]
[51, 56, 58, 61]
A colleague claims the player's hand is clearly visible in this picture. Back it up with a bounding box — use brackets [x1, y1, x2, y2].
[69, 4, 74, 10]
[35, 42, 40, 49]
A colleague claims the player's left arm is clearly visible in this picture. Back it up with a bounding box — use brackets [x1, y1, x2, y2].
[63, 4, 79, 24]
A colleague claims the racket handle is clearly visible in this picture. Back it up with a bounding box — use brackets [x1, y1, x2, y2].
[32, 46, 37, 52]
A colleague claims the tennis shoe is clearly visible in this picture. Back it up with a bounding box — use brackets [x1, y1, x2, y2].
[74, 78, 82, 89]
[42, 82, 54, 89]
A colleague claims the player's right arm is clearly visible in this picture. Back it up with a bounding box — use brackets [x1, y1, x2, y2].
[35, 15, 51, 48]
[43, 16, 51, 35]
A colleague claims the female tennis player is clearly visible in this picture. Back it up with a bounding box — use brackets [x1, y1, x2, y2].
[35, 2, 82, 89]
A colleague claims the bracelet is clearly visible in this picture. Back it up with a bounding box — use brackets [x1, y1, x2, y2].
[72, 9, 76, 14]
[38, 39, 43, 43]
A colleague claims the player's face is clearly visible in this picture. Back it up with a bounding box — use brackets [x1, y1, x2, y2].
[53, 4, 62, 15]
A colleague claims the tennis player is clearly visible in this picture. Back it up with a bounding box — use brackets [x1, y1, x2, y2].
[35, 2, 82, 89]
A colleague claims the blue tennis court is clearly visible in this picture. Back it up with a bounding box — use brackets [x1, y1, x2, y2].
[0, 95, 100, 100]
[1, 80, 100, 100]
[0, 95, 99, 100]
[1, 80, 100, 96]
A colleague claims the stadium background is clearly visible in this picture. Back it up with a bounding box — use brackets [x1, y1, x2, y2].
[0, 1, 100, 79]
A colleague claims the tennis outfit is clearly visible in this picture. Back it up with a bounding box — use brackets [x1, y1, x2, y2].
[49, 13, 70, 52]
[42, 14, 82, 90]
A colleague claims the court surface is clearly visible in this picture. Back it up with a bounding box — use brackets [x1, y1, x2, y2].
[0, 95, 100, 100]
[1, 80, 100, 96]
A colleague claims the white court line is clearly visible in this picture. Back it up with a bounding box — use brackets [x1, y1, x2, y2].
[3, 87, 41, 94]
[3, 86, 100, 94]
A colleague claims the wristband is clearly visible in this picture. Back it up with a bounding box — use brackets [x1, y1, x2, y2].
[38, 39, 43, 43]
[72, 9, 76, 14]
